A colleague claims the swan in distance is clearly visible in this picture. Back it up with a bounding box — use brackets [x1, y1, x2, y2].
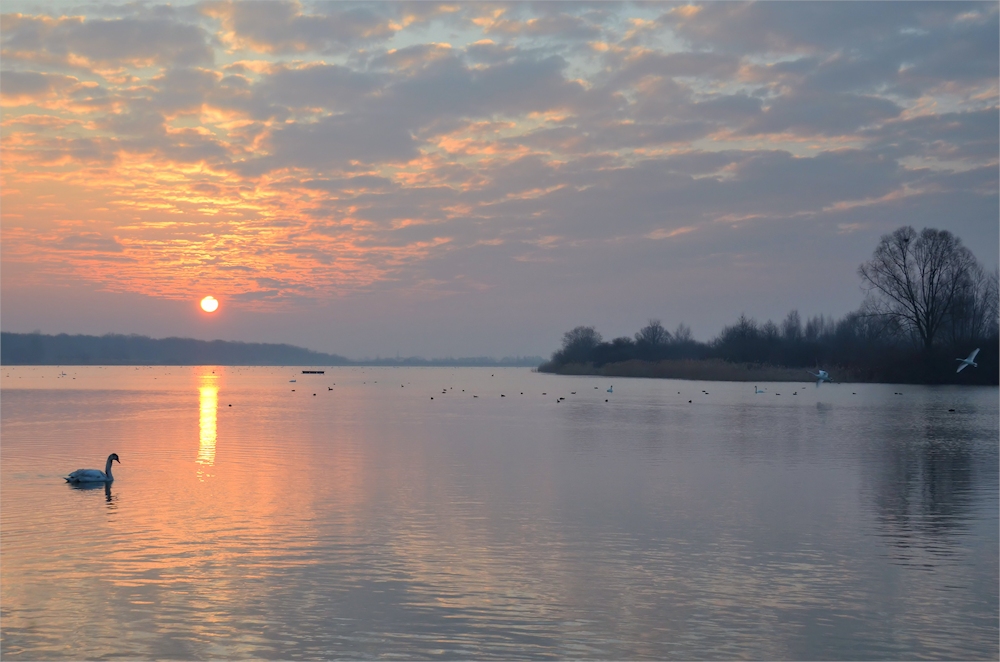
[956, 348, 980, 373]
[808, 370, 832, 387]
[65, 453, 119, 484]
[755, 385, 766, 394]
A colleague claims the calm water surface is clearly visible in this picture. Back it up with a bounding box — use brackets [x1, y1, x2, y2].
[2, 366, 997, 659]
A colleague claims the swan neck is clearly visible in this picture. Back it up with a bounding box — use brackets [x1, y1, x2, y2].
[105, 457, 114, 479]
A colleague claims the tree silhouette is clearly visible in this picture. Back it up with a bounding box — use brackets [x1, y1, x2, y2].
[859, 227, 977, 351]
[635, 319, 669, 346]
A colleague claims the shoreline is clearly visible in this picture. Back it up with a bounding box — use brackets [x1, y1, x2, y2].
[540, 359, 870, 384]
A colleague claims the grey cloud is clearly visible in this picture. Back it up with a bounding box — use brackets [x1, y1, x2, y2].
[778, 15, 998, 99]
[96, 103, 167, 137]
[230, 49, 589, 174]
[53, 233, 125, 252]
[689, 94, 763, 125]
[624, 79, 764, 128]
[1, 14, 50, 53]
[584, 121, 713, 150]
[0, 70, 77, 99]
[26, 136, 119, 166]
[94, 100, 229, 165]
[1, 13, 213, 68]
[912, 165, 999, 195]
[663, 2, 986, 55]
[61, 17, 213, 66]
[214, 0, 396, 53]
[486, 10, 602, 40]
[255, 63, 382, 112]
[264, 112, 419, 169]
[742, 93, 902, 136]
[142, 127, 230, 164]
[659, 150, 748, 176]
[863, 108, 1000, 163]
[302, 175, 394, 193]
[191, 182, 222, 195]
[152, 67, 220, 113]
[231, 289, 281, 301]
[445, 148, 905, 245]
[506, 118, 712, 155]
[465, 41, 524, 65]
[605, 50, 742, 90]
[662, 3, 998, 102]
[895, 17, 999, 91]
[378, 52, 585, 128]
[722, 150, 901, 209]
[476, 154, 563, 201]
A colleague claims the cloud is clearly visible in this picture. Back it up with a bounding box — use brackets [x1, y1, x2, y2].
[0, 70, 78, 105]
[863, 108, 1000, 163]
[372, 49, 586, 128]
[663, 2, 971, 55]
[1, 0, 996, 341]
[251, 62, 383, 113]
[52, 232, 125, 252]
[2, 14, 213, 68]
[204, 0, 397, 54]
[259, 111, 420, 170]
[742, 92, 903, 136]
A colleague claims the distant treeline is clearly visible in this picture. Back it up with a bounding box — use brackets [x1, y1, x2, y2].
[0, 332, 542, 368]
[1, 332, 352, 366]
[541, 226, 999, 385]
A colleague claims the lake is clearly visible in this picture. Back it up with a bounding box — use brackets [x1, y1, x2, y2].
[2, 366, 997, 659]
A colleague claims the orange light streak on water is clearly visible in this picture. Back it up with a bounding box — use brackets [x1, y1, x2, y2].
[197, 379, 218, 479]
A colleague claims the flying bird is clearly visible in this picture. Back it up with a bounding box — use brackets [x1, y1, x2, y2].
[956, 348, 980, 373]
[65, 453, 120, 484]
[808, 370, 832, 387]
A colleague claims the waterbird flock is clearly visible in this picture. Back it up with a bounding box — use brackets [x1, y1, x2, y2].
[58, 352, 985, 487]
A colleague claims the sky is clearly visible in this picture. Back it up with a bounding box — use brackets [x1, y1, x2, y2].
[1, 1, 997, 359]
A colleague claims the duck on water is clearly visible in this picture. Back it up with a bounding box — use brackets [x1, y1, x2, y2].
[65, 453, 119, 484]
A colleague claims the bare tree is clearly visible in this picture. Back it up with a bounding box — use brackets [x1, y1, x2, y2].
[558, 325, 603, 363]
[804, 314, 833, 341]
[859, 227, 977, 351]
[945, 264, 999, 344]
[635, 319, 670, 346]
[672, 323, 693, 343]
[781, 309, 803, 341]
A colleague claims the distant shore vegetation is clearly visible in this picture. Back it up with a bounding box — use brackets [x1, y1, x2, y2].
[541, 226, 999, 385]
[0, 332, 542, 368]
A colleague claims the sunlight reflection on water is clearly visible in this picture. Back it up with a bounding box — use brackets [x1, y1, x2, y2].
[1, 366, 997, 660]
[197, 378, 217, 479]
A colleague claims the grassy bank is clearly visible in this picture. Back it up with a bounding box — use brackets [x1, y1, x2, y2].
[541, 359, 864, 383]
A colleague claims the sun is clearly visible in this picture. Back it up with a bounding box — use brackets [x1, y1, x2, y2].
[200, 296, 219, 313]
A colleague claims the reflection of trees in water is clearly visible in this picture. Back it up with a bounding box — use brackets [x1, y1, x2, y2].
[872, 425, 983, 561]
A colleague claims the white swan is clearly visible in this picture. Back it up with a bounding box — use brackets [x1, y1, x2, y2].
[956, 348, 980, 373]
[808, 370, 832, 387]
[65, 453, 119, 484]
[607, 385, 613, 393]
[755, 385, 766, 393]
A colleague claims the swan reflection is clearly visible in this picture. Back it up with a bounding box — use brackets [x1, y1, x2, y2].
[68, 481, 117, 506]
[197, 380, 218, 480]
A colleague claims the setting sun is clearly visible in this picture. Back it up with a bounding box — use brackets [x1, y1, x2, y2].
[200, 296, 219, 313]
